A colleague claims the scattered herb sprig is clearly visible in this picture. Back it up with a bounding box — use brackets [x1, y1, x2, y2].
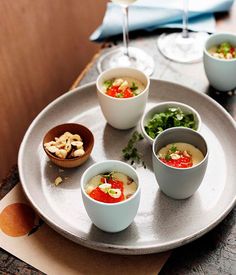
[145, 107, 196, 139]
[122, 131, 146, 168]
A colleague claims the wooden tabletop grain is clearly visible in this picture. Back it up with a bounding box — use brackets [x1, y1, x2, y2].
[1, 3, 236, 274]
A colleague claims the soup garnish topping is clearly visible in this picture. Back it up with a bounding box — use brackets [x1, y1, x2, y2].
[103, 77, 145, 98]
[86, 172, 137, 203]
[158, 143, 204, 168]
[208, 42, 236, 59]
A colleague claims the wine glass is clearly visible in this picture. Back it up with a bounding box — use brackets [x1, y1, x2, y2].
[157, 0, 209, 63]
[97, 0, 154, 76]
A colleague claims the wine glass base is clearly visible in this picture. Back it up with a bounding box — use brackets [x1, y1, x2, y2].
[157, 32, 209, 63]
[97, 47, 154, 76]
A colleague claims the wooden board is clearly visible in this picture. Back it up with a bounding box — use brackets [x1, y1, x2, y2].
[0, 0, 107, 180]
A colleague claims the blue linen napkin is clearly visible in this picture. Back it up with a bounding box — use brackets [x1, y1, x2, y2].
[90, 0, 234, 42]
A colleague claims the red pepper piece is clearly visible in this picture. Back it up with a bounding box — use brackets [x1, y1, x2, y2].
[230, 47, 235, 54]
[89, 177, 125, 203]
[160, 156, 193, 168]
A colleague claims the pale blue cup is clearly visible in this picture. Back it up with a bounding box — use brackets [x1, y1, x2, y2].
[152, 127, 208, 200]
[203, 33, 236, 91]
[81, 160, 141, 233]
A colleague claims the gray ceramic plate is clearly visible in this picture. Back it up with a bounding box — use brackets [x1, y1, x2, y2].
[18, 79, 236, 255]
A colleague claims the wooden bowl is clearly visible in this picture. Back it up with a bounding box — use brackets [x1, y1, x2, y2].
[43, 123, 94, 168]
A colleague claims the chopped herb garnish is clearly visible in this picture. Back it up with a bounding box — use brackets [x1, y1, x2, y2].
[103, 172, 113, 181]
[165, 154, 171, 161]
[103, 79, 114, 89]
[122, 131, 146, 168]
[130, 82, 138, 91]
[116, 93, 123, 98]
[218, 42, 231, 54]
[145, 107, 196, 140]
[170, 144, 177, 153]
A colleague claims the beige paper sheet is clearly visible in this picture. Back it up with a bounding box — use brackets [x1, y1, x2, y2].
[0, 184, 171, 275]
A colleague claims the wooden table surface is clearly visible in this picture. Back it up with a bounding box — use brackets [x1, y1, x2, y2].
[1, 4, 236, 275]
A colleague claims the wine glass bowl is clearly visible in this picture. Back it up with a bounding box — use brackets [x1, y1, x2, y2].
[97, 0, 154, 76]
[158, 32, 209, 63]
[157, 0, 209, 63]
[97, 47, 154, 77]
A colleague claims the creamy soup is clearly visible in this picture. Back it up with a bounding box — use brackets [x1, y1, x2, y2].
[102, 77, 145, 98]
[85, 172, 137, 203]
[158, 143, 204, 168]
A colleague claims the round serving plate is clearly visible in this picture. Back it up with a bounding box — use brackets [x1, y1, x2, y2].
[18, 79, 236, 255]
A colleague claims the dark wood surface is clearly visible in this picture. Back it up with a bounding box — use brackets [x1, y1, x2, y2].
[1, 5, 236, 275]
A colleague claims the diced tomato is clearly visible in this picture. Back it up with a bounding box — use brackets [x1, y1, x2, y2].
[106, 86, 119, 97]
[123, 88, 134, 98]
[105, 83, 135, 98]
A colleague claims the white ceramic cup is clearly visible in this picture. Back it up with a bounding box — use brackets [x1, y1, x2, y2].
[81, 160, 141, 233]
[141, 101, 201, 145]
[203, 32, 236, 91]
[152, 127, 208, 200]
[96, 67, 150, 130]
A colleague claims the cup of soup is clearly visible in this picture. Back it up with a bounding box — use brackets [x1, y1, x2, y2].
[81, 160, 141, 232]
[96, 67, 150, 130]
[152, 127, 208, 199]
[203, 33, 236, 91]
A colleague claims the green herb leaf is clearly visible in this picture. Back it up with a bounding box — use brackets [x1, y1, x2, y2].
[145, 107, 196, 139]
[122, 131, 146, 168]
[130, 82, 138, 91]
[165, 154, 171, 161]
[219, 42, 231, 54]
[103, 79, 114, 89]
[116, 93, 123, 98]
[103, 172, 113, 181]
[170, 144, 177, 153]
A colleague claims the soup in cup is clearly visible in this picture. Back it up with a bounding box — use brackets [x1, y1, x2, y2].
[96, 67, 150, 130]
[203, 33, 236, 91]
[152, 127, 208, 199]
[81, 160, 141, 232]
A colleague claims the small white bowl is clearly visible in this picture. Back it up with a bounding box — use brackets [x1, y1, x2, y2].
[96, 67, 150, 130]
[203, 32, 236, 91]
[152, 127, 208, 200]
[81, 160, 141, 233]
[141, 101, 201, 145]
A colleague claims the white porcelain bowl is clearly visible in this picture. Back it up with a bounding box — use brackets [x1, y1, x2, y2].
[141, 101, 201, 145]
[96, 67, 150, 130]
[203, 32, 236, 91]
[81, 160, 141, 233]
[152, 127, 208, 200]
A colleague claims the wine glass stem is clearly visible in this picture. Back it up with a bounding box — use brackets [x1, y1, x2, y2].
[122, 6, 130, 57]
[182, 0, 189, 38]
